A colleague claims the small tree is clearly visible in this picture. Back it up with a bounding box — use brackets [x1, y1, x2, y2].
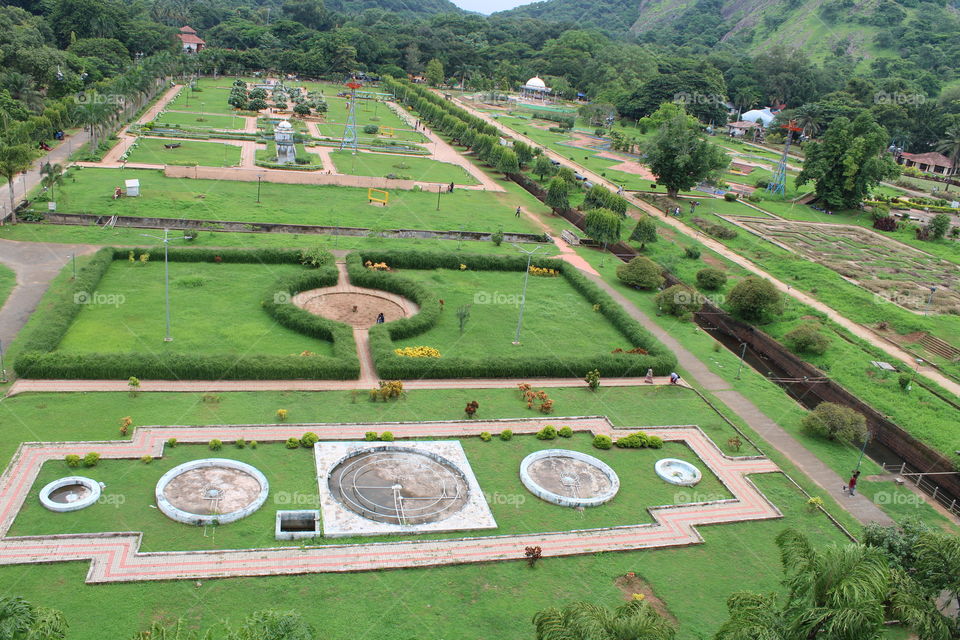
[616, 256, 663, 290]
[727, 277, 783, 321]
[293, 102, 311, 117]
[514, 141, 534, 167]
[784, 323, 830, 355]
[801, 402, 867, 442]
[533, 155, 555, 182]
[585, 369, 600, 391]
[655, 284, 699, 317]
[457, 304, 471, 335]
[0, 143, 34, 224]
[629, 215, 658, 249]
[497, 148, 520, 175]
[584, 208, 622, 248]
[929, 213, 950, 240]
[545, 176, 569, 211]
[696, 267, 727, 290]
[425, 58, 444, 86]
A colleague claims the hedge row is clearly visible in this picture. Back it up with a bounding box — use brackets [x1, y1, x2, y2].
[347, 250, 676, 379]
[15, 247, 360, 380]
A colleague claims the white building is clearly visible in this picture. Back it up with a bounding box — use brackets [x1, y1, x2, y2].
[520, 76, 551, 101]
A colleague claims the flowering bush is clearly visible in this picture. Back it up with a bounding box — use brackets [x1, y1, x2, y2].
[276, 409, 288, 421]
[529, 265, 560, 277]
[364, 260, 390, 271]
[459, 263, 467, 270]
[394, 346, 441, 358]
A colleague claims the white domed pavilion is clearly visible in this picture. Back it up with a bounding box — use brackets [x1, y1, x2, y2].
[520, 76, 551, 101]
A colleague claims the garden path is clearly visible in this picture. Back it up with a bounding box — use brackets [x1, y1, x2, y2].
[448, 93, 960, 397]
[0, 238, 98, 354]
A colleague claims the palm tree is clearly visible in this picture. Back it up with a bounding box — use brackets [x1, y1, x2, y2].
[716, 529, 948, 640]
[0, 595, 67, 640]
[791, 106, 821, 138]
[0, 72, 45, 114]
[40, 162, 64, 200]
[0, 143, 35, 224]
[533, 600, 676, 640]
[935, 124, 960, 191]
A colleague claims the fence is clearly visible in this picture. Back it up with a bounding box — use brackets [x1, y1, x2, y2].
[881, 462, 960, 519]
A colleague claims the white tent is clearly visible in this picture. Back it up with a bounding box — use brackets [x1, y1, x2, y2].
[741, 107, 777, 127]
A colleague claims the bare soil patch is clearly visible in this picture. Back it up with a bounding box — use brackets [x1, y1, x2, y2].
[614, 573, 677, 623]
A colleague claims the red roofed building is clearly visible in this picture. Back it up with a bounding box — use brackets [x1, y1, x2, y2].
[898, 151, 956, 176]
[177, 26, 205, 53]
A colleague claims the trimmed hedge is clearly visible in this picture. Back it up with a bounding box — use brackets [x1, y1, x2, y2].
[15, 247, 360, 380]
[347, 250, 676, 379]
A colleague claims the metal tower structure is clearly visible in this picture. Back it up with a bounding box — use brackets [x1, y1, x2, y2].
[767, 120, 804, 196]
[340, 80, 362, 152]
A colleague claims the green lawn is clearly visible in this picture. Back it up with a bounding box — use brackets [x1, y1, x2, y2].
[10, 433, 729, 551]
[153, 111, 244, 131]
[0, 385, 851, 639]
[0, 262, 14, 310]
[330, 150, 478, 185]
[391, 267, 630, 358]
[126, 137, 242, 167]
[56, 261, 333, 357]
[40, 167, 540, 233]
[165, 86, 237, 116]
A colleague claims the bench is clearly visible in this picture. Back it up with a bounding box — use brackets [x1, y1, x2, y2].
[164, 143, 182, 150]
[561, 229, 581, 246]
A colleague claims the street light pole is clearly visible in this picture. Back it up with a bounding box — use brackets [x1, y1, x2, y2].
[140, 229, 179, 342]
[735, 342, 747, 380]
[0, 339, 7, 383]
[855, 430, 871, 472]
[512, 244, 543, 345]
[257, 175, 262, 203]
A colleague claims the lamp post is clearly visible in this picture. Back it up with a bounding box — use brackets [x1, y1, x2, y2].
[0, 339, 7, 383]
[926, 286, 936, 315]
[511, 244, 544, 345]
[257, 175, 262, 203]
[139, 229, 181, 342]
[855, 430, 871, 472]
[735, 342, 748, 380]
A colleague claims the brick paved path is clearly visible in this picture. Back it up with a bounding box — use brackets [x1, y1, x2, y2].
[0, 417, 780, 583]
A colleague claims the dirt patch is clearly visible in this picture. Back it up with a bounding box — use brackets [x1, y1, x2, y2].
[700, 253, 726, 269]
[594, 152, 657, 180]
[295, 291, 411, 328]
[613, 573, 677, 623]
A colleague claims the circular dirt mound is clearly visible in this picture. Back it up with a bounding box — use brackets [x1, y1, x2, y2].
[156, 459, 269, 525]
[328, 448, 469, 525]
[295, 291, 409, 328]
[520, 449, 619, 508]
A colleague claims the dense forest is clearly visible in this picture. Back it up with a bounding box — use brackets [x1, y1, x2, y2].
[2, 0, 960, 155]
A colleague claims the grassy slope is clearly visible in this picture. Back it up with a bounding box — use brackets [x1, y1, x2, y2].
[0, 263, 14, 310]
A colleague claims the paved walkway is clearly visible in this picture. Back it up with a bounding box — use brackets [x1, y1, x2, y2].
[0, 132, 90, 223]
[0, 239, 98, 353]
[582, 271, 893, 526]
[0, 418, 781, 583]
[450, 94, 960, 397]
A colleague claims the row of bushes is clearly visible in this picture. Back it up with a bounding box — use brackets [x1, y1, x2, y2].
[347, 250, 676, 379]
[15, 247, 360, 380]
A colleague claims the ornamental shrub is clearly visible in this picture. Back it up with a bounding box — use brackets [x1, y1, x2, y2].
[728, 277, 783, 321]
[616, 256, 663, 290]
[208, 439, 222, 451]
[65, 454, 81, 468]
[364, 431, 378, 441]
[500, 429, 513, 441]
[82, 452, 100, 467]
[141, 455, 153, 464]
[558, 426, 573, 438]
[479, 431, 492, 442]
[300, 432, 319, 448]
[801, 402, 867, 443]
[380, 431, 394, 441]
[615, 431, 649, 448]
[647, 435, 664, 449]
[285, 437, 301, 449]
[784, 323, 830, 355]
[536, 425, 557, 440]
[592, 434, 612, 450]
[696, 267, 727, 290]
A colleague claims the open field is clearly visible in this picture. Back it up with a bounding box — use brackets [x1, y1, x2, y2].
[126, 137, 242, 167]
[153, 111, 244, 131]
[57, 260, 334, 357]
[330, 150, 478, 185]
[40, 168, 541, 233]
[391, 267, 630, 358]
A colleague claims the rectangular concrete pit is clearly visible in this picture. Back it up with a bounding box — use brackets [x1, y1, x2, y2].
[275, 510, 321, 540]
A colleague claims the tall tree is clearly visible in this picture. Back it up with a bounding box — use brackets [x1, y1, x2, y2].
[935, 124, 960, 191]
[645, 110, 728, 197]
[630, 215, 658, 249]
[425, 58, 444, 87]
[584, 207, 621, 249]
[796, 112, 900, 209]
[545, 176, 569, 211]
[0, 142, 33, 224]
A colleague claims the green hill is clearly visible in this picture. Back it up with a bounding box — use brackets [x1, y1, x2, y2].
[327, 0, 464, 15]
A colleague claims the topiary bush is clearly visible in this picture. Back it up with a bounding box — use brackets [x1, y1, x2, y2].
[380, 431, 394, 441]
[364, 431, 378, 441]
[479, 431, 492, 442]
[655, 284, 700, 317]
[208, 439, 222, 451]
[500, 429, 513, 441]
[65, 454, 81, 468]
[285, 437, 301, 449]
[82, 452, 100, 467]
[592, 434, 612, 450]
[801, 402, 866, 443]
[300, 432, 319, 448]
[536, 425, 557, 440]
[647, 435, 664, 449]
[616, 256, 663, 290]
[696, 267, 727, 290]
[615, 431, 649, 448]
[558, 426, 573, 438]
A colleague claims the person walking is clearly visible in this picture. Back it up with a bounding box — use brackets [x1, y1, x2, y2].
[846, 470, 861, 496]
[515, 206, 521, 217]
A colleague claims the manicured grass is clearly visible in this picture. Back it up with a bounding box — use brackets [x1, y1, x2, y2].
[330, 150, 478, 185]
[126, 137, 242, 167]
[40, 167, 541, 233]
[313, 122, 428, 144]
[0, 262, 14, 310]
[164, 86, 236, 116]
[0, 223, 559, 255]
[0, 385, 852, 639]
[56, 261, 333, 357]
[392, 267, 631, 359]
[154, 111, 244, 131]
[10, 434, 730, 551]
